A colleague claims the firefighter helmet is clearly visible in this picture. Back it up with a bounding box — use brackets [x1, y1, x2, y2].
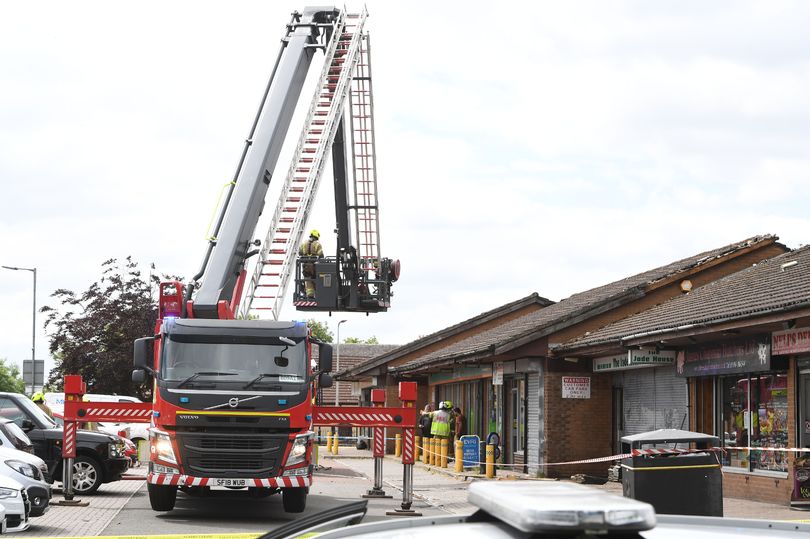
[309, 229, 320, 239]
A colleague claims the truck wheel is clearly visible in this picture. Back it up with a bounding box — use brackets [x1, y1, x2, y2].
[71, 456, 103, 494]
[148, 482, 177, 511]
[282, 487, 307, 513]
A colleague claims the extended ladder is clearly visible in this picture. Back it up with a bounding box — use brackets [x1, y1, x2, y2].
[240, 10, 367, 320]
[348, 33, 383, 279]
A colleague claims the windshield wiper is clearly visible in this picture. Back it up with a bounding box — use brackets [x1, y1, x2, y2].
[177, 371, 237, 388]
[243, 373, 284, 390]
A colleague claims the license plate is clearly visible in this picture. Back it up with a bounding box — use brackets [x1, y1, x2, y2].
[214, 479, 247, 487]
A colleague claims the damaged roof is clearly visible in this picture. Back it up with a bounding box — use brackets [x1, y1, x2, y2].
[391, 235, 781, 374]
[554, 245, 810, 353]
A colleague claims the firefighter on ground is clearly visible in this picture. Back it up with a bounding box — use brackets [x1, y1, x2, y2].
[31, 392, 53, 418]
[299, 229, 324, 298]
[421, 400, 451, 440]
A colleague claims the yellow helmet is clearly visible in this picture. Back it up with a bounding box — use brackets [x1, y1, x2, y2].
[31, 392, 45, 403]
[309, 229, 320, 239]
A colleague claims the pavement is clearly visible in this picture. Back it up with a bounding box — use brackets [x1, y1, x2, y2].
[12, 449, 810, 537]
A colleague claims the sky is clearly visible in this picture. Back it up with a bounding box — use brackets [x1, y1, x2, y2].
[2, 1, 810, 381]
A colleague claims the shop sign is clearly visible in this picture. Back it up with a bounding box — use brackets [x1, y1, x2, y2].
[492, 363, 504, 386]
[676, 337, 770, 377]
[772, 328, 810, 356]
[593, 348, 677, 372]
[562, 376, 590, 399]
[461, 435, 480, 467]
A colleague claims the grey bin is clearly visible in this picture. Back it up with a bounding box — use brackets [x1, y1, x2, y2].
[621, 429, 722, 517]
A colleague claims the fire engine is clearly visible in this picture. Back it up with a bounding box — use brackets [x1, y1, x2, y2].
[129, 6, 399, 513]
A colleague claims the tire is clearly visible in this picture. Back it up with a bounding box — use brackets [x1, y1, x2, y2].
[71, 455, 103, 494]
[282, 487, 307, 513]
[148, 482, 178, 511]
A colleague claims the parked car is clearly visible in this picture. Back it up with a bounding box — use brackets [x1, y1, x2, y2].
[44, 392, 149, 447]
[0, 420, 35, 456]
[0, 393, 129, 494]
[0, 475, 30, 533]
[0, 445, 50, 517]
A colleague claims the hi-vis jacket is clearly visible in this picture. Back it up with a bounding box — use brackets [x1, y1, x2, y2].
[429, 409, 451, 437]
[299, 239, 324, 257]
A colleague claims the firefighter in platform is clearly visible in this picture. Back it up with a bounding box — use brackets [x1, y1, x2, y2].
[299, 229, 324, 298]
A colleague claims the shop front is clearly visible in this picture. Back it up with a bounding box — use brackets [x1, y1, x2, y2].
[682, 335, 793, 504]
[595, 348, 687, 453]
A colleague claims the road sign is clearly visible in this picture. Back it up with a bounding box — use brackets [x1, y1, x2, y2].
[22, 360, 45, 393]
[461, 435, 479, 467]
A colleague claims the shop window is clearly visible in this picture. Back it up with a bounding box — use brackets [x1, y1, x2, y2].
[719, 372, 788, 473]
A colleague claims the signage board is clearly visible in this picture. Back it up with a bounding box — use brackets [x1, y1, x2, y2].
[677, 337, 770, 377]
[461, 435, 479, 467]
[773, 328, 810, 356]
[593, 348, 677, 372]
[492, 363, 504, 386]
[562, 376, 590, 399]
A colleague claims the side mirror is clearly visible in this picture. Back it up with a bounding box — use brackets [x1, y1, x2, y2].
[319, 343, 333, 373]
[318, 373, 333, 389]
[133, 337, 155, 373]
[132, 369, 146, 383]
[21, 419, 34, 432]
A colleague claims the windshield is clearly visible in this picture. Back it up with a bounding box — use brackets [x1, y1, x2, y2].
[1, 421, 32, 449]
[17, 397, 57, 428]
[161, 334, 308, 384]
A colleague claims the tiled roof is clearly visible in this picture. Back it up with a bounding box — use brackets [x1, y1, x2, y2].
[392, 235, 780, 373]
[318, 344, 399, 405]
[554, 245, 810, 352]
[337, 292, 554, 379]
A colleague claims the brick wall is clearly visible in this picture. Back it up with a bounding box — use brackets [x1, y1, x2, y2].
[543, 370, 613, 478]
[723, 472, 792, 505]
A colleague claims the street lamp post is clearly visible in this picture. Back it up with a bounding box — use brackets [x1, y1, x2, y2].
[2, 265, 36, 393]
[335, 319, 347, 407]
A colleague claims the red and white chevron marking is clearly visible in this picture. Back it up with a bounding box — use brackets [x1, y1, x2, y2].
[147, 472, 311, 488]
[373, 428, 385, 457]
[402, 428, 415, 464]
[294, 301, 318, 307]
[62, 421, 77, 458]
[630, 447, 724, 457]
[83, 407, 153, 419]
[315, 411, 395, 425]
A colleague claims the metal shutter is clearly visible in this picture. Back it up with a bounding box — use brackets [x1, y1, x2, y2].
[526, 372, 541, 475]
[622, 367, 687, 436]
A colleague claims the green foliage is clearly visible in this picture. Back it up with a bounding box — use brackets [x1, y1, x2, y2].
[344, 336, 379, 344]
[0, 359, 26, 393]
[42, 257, 160, 400]
[306, 319, 333, 343]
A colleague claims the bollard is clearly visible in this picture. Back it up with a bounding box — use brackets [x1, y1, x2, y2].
[332, 433, 339, 455]
[415, 435, 421, 461]
[429, 438, 436, 466]
[454, 440, 463, 473]
[325, 432, 332, 454]
[486, 444, 495, 478]
[422, 437, 429, 465]
[395, 433, 402, 457]
[440, 438, 449, 468]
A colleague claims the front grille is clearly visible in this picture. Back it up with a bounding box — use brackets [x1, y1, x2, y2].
[176, 432, 286, 477]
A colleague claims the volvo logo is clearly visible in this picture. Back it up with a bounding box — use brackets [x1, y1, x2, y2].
[204, 394, 262, 411]
[228, 397, 239, 408]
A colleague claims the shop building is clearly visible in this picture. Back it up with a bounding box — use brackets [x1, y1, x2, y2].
[340, 235, 784, 476]
[555, 245, 810, 505]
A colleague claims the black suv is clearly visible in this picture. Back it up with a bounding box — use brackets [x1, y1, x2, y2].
[0, 393, 129, 494]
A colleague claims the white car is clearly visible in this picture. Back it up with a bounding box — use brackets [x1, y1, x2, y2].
[0, 445, 50, 517]
[0, 475, 30, 533]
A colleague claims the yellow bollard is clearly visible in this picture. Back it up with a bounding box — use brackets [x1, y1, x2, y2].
[325, 433, 332, 455]
[415, 435, 421, 461]
[395, 433, 402, 458]
[440, 437, 449, 468]
[333, 433, 339, 455]
[486, 444, 495, 478]
[422, 437, 430, 465]
[430, 438, 437, 466]
[454, 440, 463, 473]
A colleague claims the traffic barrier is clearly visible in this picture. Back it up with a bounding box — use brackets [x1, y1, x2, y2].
[454, 440, 463, 473]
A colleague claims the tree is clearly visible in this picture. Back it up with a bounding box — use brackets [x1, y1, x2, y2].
[42, 257, 160, 400]
[307, 319, 333, 343]
[0, 359, 25, 393]
[344, 336, 379, 344]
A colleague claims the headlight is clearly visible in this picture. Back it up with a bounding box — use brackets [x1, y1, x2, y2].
[5, 459, 36, 478]
[150, 430, 177, 464]
[0, 487, 18, 500]
[109, 441, 127, 458]
[284, 433, 312, 467]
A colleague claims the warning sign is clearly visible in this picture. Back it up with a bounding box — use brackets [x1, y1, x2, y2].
[562, 376, 590, 399]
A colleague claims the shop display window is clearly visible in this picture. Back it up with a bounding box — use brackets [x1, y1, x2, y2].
[719, 372, 788, 473]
